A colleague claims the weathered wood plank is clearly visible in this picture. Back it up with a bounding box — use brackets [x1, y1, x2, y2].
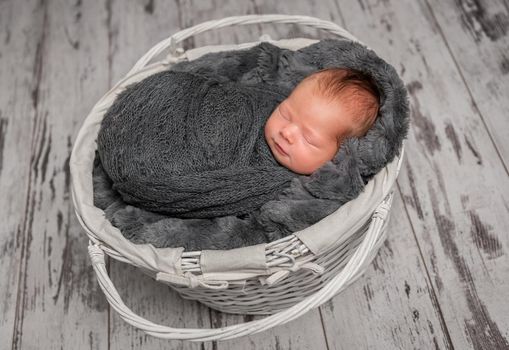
[11, 0, 111, 348]
[332, 0, 509, 348]
[208, 309, 329, 350]
[4, 1, 507, 348]
[426, 0, 509, 169]
[239, 1, 456, 348]
[176, 2, 330, 349]
[0, 0, 47, 347]
[109, 260, 213, 349]
[320, 190, 453, 349]
[104, 1, 213, 348]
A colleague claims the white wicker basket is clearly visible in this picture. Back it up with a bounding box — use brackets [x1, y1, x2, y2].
[71, 14, 405, 341]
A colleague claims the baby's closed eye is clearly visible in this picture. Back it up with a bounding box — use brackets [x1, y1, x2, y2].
[278, 105, 288, 120]
[304, 135, 318, 147]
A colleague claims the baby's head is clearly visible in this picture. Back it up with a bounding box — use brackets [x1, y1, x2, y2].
[264, 67, 380, 175]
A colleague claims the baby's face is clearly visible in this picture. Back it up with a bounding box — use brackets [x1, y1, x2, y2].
[264, 79, 353, 175]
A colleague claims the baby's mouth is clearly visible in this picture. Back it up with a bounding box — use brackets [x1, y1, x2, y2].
[274, 142, 288, 156]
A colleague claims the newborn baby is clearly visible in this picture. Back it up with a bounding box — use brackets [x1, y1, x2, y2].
[97, 63, 380, 218]
[265, 67, 380, 175]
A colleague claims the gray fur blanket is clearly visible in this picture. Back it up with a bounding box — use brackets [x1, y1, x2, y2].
[93, 38, 410, 251]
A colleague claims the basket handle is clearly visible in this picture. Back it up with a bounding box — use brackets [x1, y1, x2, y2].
[87, 192, 394, 341]
[126, 14, 364, 77]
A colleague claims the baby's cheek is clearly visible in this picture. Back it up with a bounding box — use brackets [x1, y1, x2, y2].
[265, 114, 274, 131]
[264, 120, 273, 139]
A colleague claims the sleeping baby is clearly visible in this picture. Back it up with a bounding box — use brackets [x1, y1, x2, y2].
[97, 44, 380, 218]
[265, 67, 380, 175]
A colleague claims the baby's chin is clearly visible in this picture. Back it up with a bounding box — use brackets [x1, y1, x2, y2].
[270, 144, 285, 165]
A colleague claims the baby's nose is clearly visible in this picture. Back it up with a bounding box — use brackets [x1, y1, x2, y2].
[280, 126, 295, 143]
[281, 128, 293, 143]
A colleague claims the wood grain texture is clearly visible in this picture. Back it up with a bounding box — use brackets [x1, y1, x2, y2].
[109, 261, 213, 350]
[0, 0, 47, 347]
[320, 191, 453, 350]
[2, 0, 508, 349]
[9, 0, 111, 349]
[103, 1, 212, 349]
[176, 2, 330, 349]
[333, 0, 509, 349]
[240, 2, 456, 349]
[208, 309, 329, 350]
[426, 0, 509, 169]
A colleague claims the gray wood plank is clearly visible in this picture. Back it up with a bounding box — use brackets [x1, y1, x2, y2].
[3, 0, 506, 348]
[426, 0, 509, 170]
[208, 309, 329, 350]
[109, 261, 213, 350]
[103, 1, 213, 349]
[320, 190, 452, 350]
[331, 0, 509, 348]
[10, 0, 111, 348]
[0, 0, 46, 347]
[241, 1, 455, 348]
[176, 1, 330, 349]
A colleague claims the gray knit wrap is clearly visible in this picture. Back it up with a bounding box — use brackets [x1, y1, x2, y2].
[97, 69, 297, 218]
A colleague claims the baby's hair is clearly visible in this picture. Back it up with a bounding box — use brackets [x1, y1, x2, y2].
[303, 67, 380, 144]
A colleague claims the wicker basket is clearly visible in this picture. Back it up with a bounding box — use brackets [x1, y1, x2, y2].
[71, 14, 405, 341]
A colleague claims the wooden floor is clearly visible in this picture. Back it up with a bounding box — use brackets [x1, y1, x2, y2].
[1, 0, 508, 349]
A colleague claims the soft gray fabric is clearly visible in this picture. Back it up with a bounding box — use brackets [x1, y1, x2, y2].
[97, 69, 297, 218]
[92, 38, 410, 251]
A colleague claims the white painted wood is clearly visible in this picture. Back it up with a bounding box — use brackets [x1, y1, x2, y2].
[172, 2, 329, 347]
[103, 1, 213, 349]
[320, 191, 452, 349]
[10, 0, 111, 349]
[427, 0, 509, 170]
[109, 260, 213, 350]
[333, 0, 509, 348]
[2, 0, 508, 348]
[208, 309, 329, 350]
[0, 0, 46, 347]
[243, 1, 455, 348]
